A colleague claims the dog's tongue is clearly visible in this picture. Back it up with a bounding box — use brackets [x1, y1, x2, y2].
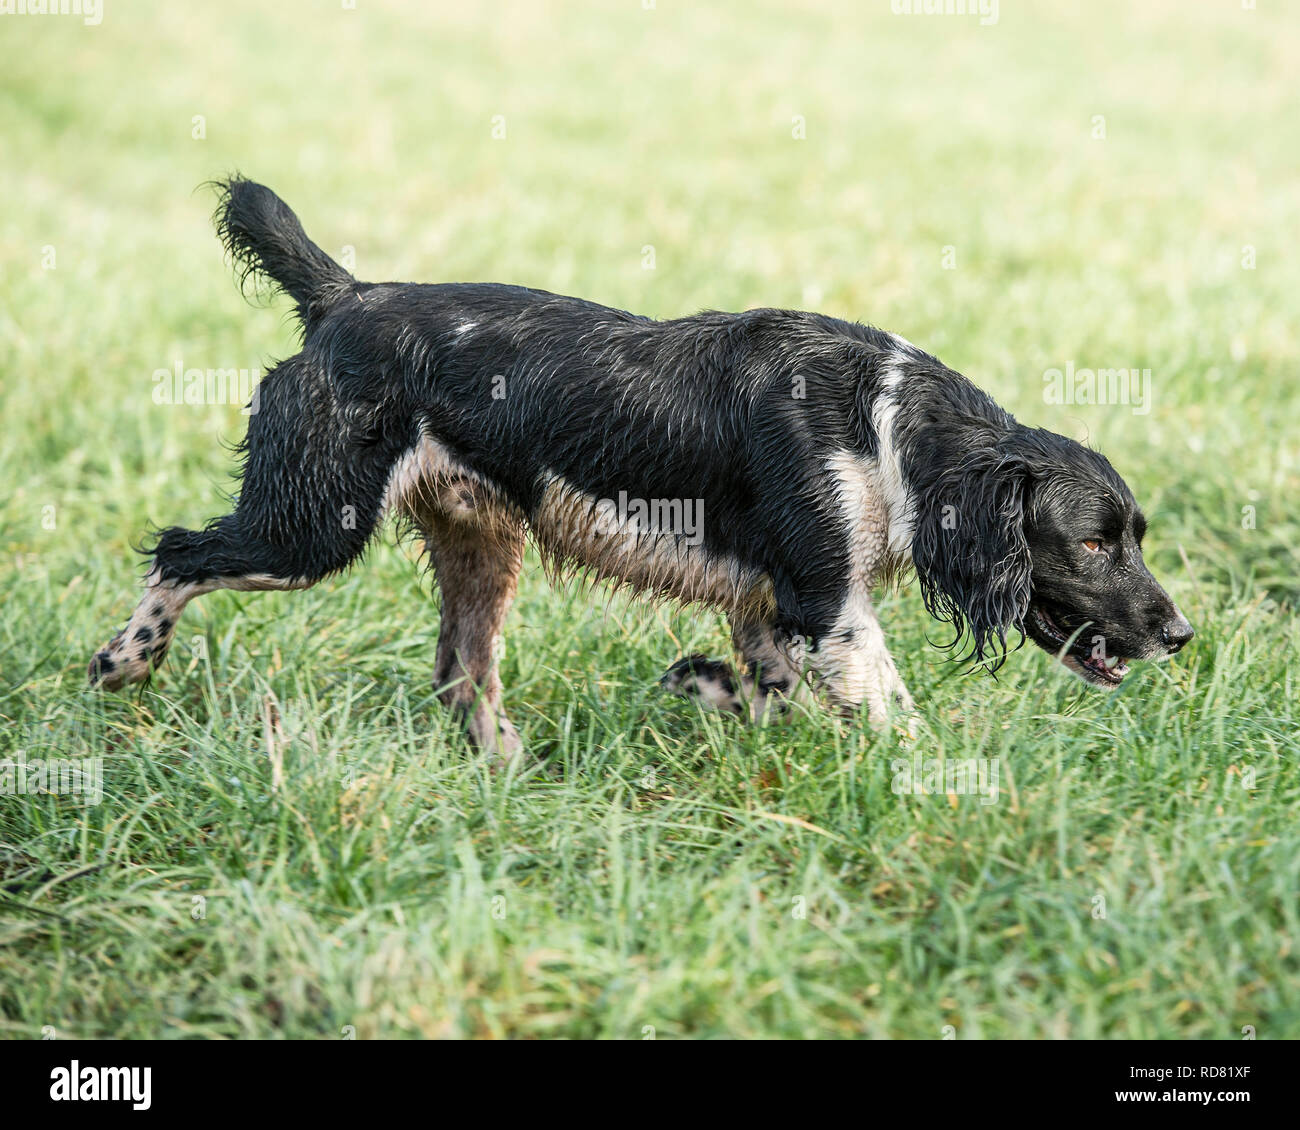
[1084, 653, 1128, 679]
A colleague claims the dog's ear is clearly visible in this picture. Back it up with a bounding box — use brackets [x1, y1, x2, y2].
[905, 427, 1033, 668]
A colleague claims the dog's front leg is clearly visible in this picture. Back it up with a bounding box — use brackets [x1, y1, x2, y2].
[805, 595, 917, 738]
[661, 613, 814, 722]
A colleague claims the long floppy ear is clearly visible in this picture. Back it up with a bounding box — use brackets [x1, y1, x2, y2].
[905, 425, 1033, 668]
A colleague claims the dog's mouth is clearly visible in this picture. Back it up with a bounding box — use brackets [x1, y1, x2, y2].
[1026, 603, 1130, 688]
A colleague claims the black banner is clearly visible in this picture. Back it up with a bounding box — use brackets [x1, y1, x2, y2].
[1, 1038, 1289, 1117]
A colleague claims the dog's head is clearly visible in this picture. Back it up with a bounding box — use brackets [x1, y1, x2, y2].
[907, 422, 1192, 686]
[1017, 431, 1193, 685]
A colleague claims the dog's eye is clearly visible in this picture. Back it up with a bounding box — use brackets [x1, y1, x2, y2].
[1082, 538, 1106, 553]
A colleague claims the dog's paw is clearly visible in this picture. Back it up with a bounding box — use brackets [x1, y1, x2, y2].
[892, 706, 921, 745]
[661, 654, 745, 715]
[465, 706, 526, 769]
[859, 681, 920, 744]
[88, 626, 167, 690]
[889, 685, 920, 744]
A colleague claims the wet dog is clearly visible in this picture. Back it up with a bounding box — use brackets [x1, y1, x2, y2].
[89, 178, 1193, 755]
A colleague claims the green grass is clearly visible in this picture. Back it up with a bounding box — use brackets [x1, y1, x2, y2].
[1, 0, 1297, 1039]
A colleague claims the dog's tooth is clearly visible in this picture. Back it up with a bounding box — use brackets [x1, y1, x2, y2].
[1104, 654, 1120, 669]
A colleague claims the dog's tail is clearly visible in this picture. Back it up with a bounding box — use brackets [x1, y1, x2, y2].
[212, 175, 353, 327]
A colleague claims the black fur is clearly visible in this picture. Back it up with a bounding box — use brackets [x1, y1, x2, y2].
[153, 180, 915, 645]
[212, 176, 354, 324]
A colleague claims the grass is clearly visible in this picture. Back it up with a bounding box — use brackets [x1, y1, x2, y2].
[1, 0, 1297, 1039]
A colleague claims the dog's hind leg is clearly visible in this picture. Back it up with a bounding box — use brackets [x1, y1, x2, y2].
[415, 487, 526, 761]
[89, 355, 399, 689]
[87, 568, 320, 691]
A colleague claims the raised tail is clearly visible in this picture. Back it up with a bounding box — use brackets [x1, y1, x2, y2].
[212, 175, 353, 327]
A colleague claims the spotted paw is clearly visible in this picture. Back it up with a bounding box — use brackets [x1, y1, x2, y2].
[661, 654, 745, 715]
[88, 624, 170, 690]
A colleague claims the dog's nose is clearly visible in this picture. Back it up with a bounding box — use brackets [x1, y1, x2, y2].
[1160, 613, 1194, 653]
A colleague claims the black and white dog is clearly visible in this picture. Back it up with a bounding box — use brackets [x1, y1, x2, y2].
[89, 178, 1193, 755]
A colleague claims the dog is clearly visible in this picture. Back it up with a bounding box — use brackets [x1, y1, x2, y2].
[88, 178, 1194, 756]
